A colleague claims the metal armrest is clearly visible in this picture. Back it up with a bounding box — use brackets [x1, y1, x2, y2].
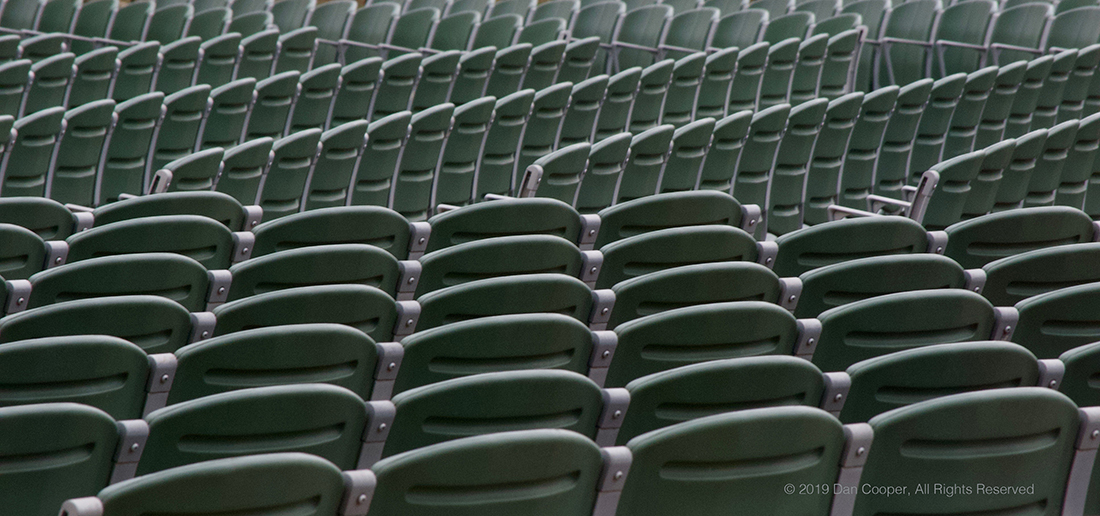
[578, 214, 601, 250]
[396, 260, 421, 301]
[1063, 407, 1100, 516]
[1037, 358, 1065, 390]
[588, 331, 617, 387]
[377, 42, 418, 53]
[827, 204, 877, 221]
[756, 240, 778, 269]
[482, 193, 513, 201]
[357, 401, 396, 469]
[316, 37, 343, 48]
[44, 240, 68, 269]
[778, 277, 802, 312]
[242, 205, 263, 231]
[205, 270, 232, 310]
[231, 232, 255, 264]
[4, 279, 30, 315]
[989, 42, 1043, 55]
[340, 469, 377, 516]
[794, 319, 822, 360]
[406, 221, 430, 260]
[110, 419, 149, 484]
[143, 353, 177, 417]
[613, 41, 660, 55]
[393, 300, 420, 339]
[593, 447, 632, 516]
[589, 289, 615, 331]
[880, 36, 933, 48]
[867, 194, 912, 214]
[821, 371, 851, 417]
[188, 312, 216, 343]
[991, 306, 1018, 341]
[148, 169, 171, 194]
[517, 165, 543, 198]
[656, 42, 699, 58]
[596, 388, 630, 446]
[740, 203, 762, 237]
[580, 250, 603, 288]
[59, 498, 105, 516]
[372, 342, 404, 401]
[934, 39, 989, 51]
[963, 269, 986, 295]
[831, 423, 873, 516]
[65, 203, 94, 213]
[337, 39, 382, 50]
[73, 211, 94, 232]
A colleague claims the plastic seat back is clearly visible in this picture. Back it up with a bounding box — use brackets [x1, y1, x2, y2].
[1005, 55, 1054, 139]
[620, 407, 845, 515]
[942, 66, 997, 160]
[385, 370, 603, 456]
[415, 273, 594, 332]
[607, 261, 782, 329]
[49, 99, 116, 206]
[146, 4, 193, 43]
[170, 323, 378, 404]
[773, 216, 933, 276]
[797, 254, 969, 318]
[370, 53, 421, 121]
[212, 284, 398, 341]
[369, 430, 604, 515]
[199, 78, 256, 151]
[303, 120, 367, 211]
[618, 355, 824, 443]
[228, 243, 398, 301]
[433, 96, 495, 207]
[195, 33, 242, 88]
[485, 43, 533, 99]
[140, 384, 365, 474]
[271, 0, 315, 32]
[28, 252, 213, 312]
[236, 29, 278, 81]
[251, 205, 412, 258]
[872, 78, 933, 204]
[343, 3, 400, 62]
[155, 37, 201, 96]
[90, 453, 350, 516]
[308, 0, 355, 65]
[598, 225, 759, 289]
[257, 129, 322, 219]
[425, 197, 583, 252]
[245, 72, 299, 141]
[659, 118, 716, 193]
[988, 3, 1053, 65]
[329, 57, 383, 127]
[473, 89, 534, 200]
[415, 234, 583, 297]
[609, 301, 798, 386]
[186, 7, 231, 40]
[228, 10, 275, 37]
[3, 107, 63, 198]
[572, 1, 625, 73]
[24, 53, 75, 116]
[594, 67, 642, 141]
[813, 289, 999, 371]
[0, 403, 122, 516]
[348, 111, 410, 207]
[216, 137, 273, 205]
[855, 388, 1078, 516]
